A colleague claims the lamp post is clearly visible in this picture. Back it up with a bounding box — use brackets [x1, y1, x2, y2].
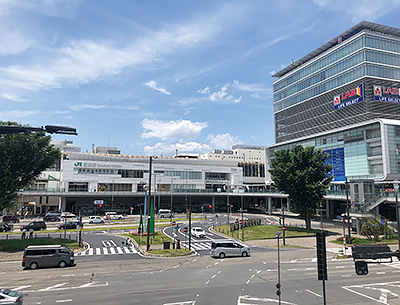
[345, 177, 351, 244]
[395, 179, 400, 251]
[170, 178, 174, 211]
[146, 156, 155, 252]
[276, 231, 282, 305]
[227, 188, 230, 226]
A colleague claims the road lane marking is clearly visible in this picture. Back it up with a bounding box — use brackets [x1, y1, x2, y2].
[306, 289, 322, 298]
[56, 300, 73, 303]
[39, 283, 68, 291]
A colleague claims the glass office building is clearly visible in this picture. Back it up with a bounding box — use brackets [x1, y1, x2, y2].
[266, 22, 400, 229]
[273, 21, 400, 144]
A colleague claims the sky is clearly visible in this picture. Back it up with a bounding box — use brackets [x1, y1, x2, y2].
[2, 0, 400, 156]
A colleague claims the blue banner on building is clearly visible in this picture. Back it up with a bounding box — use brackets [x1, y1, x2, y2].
[334, 84, 364, 110]
[323, 147, 345, 181]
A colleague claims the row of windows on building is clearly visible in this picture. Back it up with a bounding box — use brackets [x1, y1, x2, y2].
[273, 34, 400, 93]
[67, 182, 198, 192]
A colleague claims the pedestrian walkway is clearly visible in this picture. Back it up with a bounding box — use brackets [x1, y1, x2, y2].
[76, 246, 137, 256]
[181, 241, 211, 251]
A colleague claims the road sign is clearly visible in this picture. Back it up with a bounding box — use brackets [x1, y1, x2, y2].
[172, 221, 176, 226]
[183, 227, 188, 233]
[282, 226, 286, 231]
[94, 200, 103, 205]
[239, 220, 243, 224]
[351, 201, 356, 207]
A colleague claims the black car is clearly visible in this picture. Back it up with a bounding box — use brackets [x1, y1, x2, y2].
[20, 221, 47, 231]
[57, 221, 77, 230]
[0, 222, 13, 232]
[43, 214, 61, 222]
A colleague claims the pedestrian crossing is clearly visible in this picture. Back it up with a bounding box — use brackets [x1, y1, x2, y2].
[76, 246, 138, 256]
[181, 241, 211, 251]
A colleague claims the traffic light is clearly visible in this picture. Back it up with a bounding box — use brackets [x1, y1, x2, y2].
[209, 205, 212, 208]
[99, 204, 102, 208]
[276, 283, 281, 296]
[355, 261, 368, 275]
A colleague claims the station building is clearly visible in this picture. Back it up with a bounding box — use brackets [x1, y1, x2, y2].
[266, 21, 400, 231]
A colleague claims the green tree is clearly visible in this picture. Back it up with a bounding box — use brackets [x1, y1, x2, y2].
[0, 121, 61, 211]
[360, 221, 381, 242]
[268, 145, 333, 230]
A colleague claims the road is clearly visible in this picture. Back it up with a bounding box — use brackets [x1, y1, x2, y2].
[3, 248, 400, 304]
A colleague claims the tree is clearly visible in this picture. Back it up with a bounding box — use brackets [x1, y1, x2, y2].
[269, 145, 333, 230]
[0, 121, 61, 211]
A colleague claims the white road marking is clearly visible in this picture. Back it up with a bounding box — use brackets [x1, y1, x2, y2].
[39, 283, 68, 291]
[306, 289, 322, 298]
[56, 300, 73, 303]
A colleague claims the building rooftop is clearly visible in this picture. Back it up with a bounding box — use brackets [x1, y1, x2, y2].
[272, 21, 400, 78]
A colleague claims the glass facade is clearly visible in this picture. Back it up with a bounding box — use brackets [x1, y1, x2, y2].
[273, 29, 400, 144]
[274, 33, 400, 113]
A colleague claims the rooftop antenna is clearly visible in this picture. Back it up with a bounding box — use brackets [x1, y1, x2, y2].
[175, 148, 178, 157]
[92, 142, 94, 153]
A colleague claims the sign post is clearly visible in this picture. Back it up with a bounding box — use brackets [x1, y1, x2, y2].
[183, 226, 188, 249]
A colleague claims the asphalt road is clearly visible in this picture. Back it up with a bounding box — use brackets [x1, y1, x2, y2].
[3, 248, 400, 304]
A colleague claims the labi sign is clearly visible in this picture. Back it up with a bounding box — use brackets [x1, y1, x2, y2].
[333, 84, 364, 110]
[374, 85, 400, 104]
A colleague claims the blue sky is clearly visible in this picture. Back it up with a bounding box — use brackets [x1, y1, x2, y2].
[2, 0, 400, 156]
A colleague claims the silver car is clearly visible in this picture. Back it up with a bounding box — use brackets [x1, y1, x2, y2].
[0, 288, 23, 304]
[210, 240, 250, 258]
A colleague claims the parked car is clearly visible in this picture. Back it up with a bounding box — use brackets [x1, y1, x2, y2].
[0, 288, 23, 304]
[210, 240, 250, 259]
[88, 216, 104, 224]
[105, 212, 123, 220]
[57, 221, 77, 230]
[0, 222, 13, 232]
[2, 215, 19, 223]
[158, 209, 174, 218]
[20, 221, 47, 231]
[61, 212, 76, 218]
[191, 227, 206, 238]
[43, 212, 61, 222]
[22, 245, 75, 270]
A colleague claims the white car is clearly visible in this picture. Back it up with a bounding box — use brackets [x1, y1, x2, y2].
[88, 216, 104, 224]
[61, 212, 76, 218]
[191, 227, 206, 238]
[105, 212, 123, 220]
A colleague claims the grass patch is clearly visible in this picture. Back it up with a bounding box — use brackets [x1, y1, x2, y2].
[332, 236, 400, 246]
[0, 238, 81, 252]
[214, 224, 319, 241]
[122, 232, 174, 246]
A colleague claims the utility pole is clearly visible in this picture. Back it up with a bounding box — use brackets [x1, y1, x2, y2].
[189, 196, 192, 251]
[345, 177, 351, 244]
[146, 156, 154, 252]
[282, 205, 285, 246]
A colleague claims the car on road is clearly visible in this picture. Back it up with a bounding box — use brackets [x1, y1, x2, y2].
[88, 216, 104, 224]
[158, 209, 174, 218]
[43, 212, 61, 222]
[191, 227, 206, 238]
[22, 245, 75, 270]
[0, 288, 23, 304]
[2, 215, 19, 223]
[20, 221, 47, 231]
[61, 212, 76, 218]
[105, 212, 123, 220]
[210, 240, 250, 259]
[57, 221, 78, 230]
[0, 222, 13, 232]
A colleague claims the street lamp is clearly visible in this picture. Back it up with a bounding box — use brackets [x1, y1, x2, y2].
[395, 179, 400, 251]
[276, 231, 282, 305]
[146, 156, 156, 252]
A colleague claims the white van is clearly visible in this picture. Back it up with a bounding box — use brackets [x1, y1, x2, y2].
[88, 216, 104, 224]
[210, 240, 250, 259]
[158, 209, 174, 218]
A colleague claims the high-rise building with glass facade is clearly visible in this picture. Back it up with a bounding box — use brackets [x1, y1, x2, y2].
[273, 21, 400, 144]
[266, 22, 400, 230]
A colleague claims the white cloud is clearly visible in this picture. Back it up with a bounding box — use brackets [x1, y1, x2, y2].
[144, 141, 212, 156]
[207, 133, 240, 150]
[232, 80, 271, 99]
[313, 0, 400, 23]
[198, 83, 242, 104]
[141, 119, 208, 142]
[1, 93, 27, 101]
[69, 104, 107, 111]
[0, 110, 41, 120]
[143, 80, 171, 95]
[0, 2, 244, 93]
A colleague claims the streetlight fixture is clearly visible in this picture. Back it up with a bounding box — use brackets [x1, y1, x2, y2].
[276, 231, 282, 305]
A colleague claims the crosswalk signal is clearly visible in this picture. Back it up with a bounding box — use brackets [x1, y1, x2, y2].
[276, 283, 281, 296]
[355, 261, 369, 275]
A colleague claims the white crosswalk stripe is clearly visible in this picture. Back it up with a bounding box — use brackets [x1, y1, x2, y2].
[77, 246, 137, 256]
[181, 241, 211, 251]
